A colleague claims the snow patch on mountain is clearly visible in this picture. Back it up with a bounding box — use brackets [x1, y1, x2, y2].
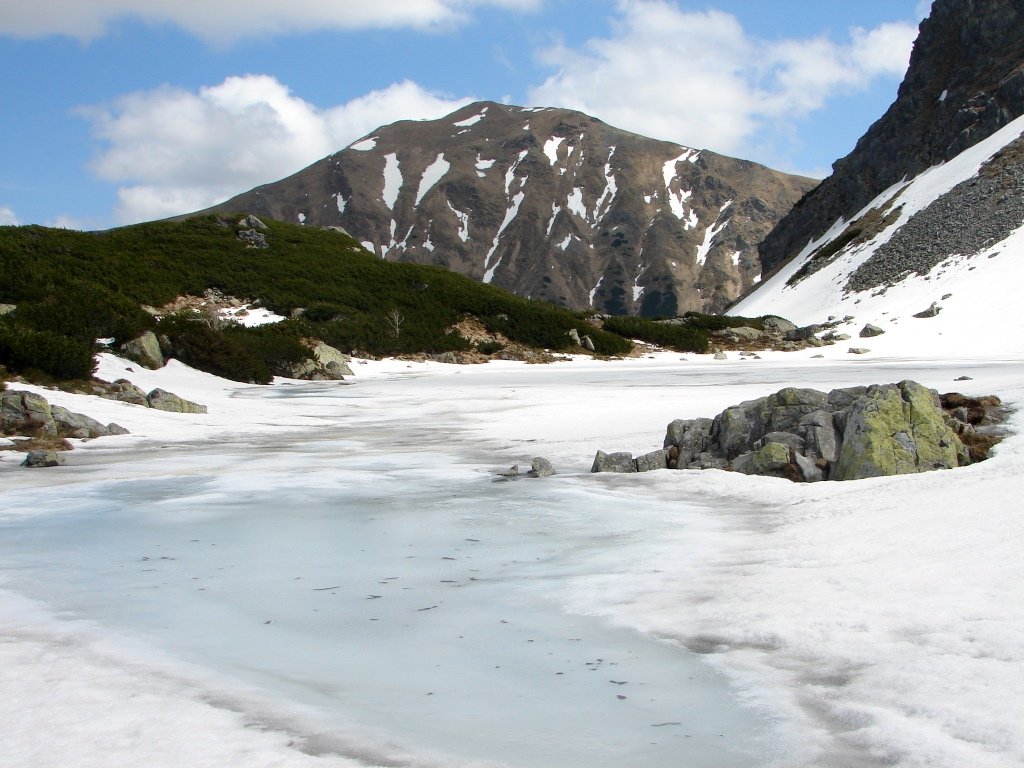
[416, 154, 450, 206]
[566, 188, 587, 220]
[349, 136, 377, 151]
[446, 202, 470, 243]
[482, 191, 525, 284]
[453, 107, 487, 128]
[696, 218, 729, 265]
[544, 136, 565, 166]
[335, 193, 347, 214]
[382, 153, 402, 211]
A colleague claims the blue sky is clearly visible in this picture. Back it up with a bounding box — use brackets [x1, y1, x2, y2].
[0, 0, 930, 230]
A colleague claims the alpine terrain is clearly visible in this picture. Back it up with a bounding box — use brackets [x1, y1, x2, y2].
[737, 0, 1024, 360]
[199, 102, 816, 317]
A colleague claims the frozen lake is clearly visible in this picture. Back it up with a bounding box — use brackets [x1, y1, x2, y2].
[1, 378, 775, 768]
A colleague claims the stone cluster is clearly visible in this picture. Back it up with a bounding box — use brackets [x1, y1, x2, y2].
[592, 381, 1004, 482]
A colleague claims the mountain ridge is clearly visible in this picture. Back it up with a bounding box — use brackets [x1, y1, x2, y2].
[195, 101, 816, 317]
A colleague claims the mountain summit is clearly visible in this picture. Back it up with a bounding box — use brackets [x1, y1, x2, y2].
[198, 101, 815, 316]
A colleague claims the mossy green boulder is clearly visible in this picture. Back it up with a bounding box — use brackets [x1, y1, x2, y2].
[832, 381, 965, 480]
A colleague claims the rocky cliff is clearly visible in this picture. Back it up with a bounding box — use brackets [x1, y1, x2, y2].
[198, 102, 815, 316]
[759, 0, 1024, 277]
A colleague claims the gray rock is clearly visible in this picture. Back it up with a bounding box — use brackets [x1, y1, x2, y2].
[528, 457, 556, 478]
[50, 405, 110, 439]
[238, 229, 269, 248]
[713, 352, 728, 360]
[146, 389, 208, 414]
[848, 347, 871, 354]
[238, 214, 268, 230]
[634, 449, 669, 472]
[0, 303, 15, 316]
[105, 379, 149, 406]
[21, 451, 65, 468]
[591, 450, 636, 473]
[689, 452, 729, 470]
[793, 452, 825, 482]
[954, 375, 973, 381]
[762, 316, 798, 334]
[567, 328, 582, 346]
[107, 423, 131, 435]
[120, 331, 164, 370]
[731, 441, 792, 478]
[913, 302, 942, 318]
[785, 324, 822, 341]
[753, 431, 805, 453]
[860, 323, 885, 337]
[580, 334, 596, 352]
[664, 417, 713, 466]
[1, 390, 56, 435]
[498, 464, 519, 478]
[800, 410, 840, 463]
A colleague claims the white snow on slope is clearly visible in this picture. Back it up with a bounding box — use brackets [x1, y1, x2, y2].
[453, 107, 487, 128]
[566, 187, 587, 220]
[475, 154, 495, 178]
[381, 153, 402, 211]
[593, 148, 617, 220]
[543, 136, 565, 166]
[696, 218, 730, 265]
[446, 201, 470, 243]
[588, 275, 603, 306]
[735, 112, 1024, 357]
[218, 305, 286, 328]
[416, 154, 450, 206]
[348, 136, 377, 151]
[504, 150, 528, 196]
[482, 191, 525, 283]
[558, 233, 574, 251]
[663, 150, 697, 222]
[360, 240, 375, 255]
[546, 202, 560, 237]
[335, 193, 347, 214]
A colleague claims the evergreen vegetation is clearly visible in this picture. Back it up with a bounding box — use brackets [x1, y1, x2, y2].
[0, 216, 633, 381]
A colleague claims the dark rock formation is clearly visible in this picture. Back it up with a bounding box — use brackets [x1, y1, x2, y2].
[146, 388, 208, 414]
[593, 381, 1005, 482]
[1, 389, 128, 439]
[120, 331, 165, 370]
[195, 101, 815, 316]
[759, 0, 1024, 278]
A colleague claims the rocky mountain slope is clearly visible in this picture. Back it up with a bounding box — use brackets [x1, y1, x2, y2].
[198, 102, 815, 317]
[734, 0, 1024, 359]
[757, 0, 1024, 278]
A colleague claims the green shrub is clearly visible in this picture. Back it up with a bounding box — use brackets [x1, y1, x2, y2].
[0, 318, 97, 379]
[602, 316, 709, 353]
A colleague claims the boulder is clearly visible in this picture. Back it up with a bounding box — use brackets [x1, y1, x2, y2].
[580, 335, 596, 352]
[238, 229, 269, 248]
[1, 390, 56, 435]
[860, 323, 885, 337]
[238, 214, 268, 230]
[664, 417, 713, 465]
[913, 302, 942, 318]
[280, 340, 354, 379]
[732, 441, 793, 478]
[762, 316, 798, 334]
[146, 388, 208, 414]
[105, 379, 149, 406]
[591, 450, 636, 473]
[832, 381, 965, 480]
[793, 452, 825, 482]
[713, 352, 728, 360]
[0, 303, 15, 316]
[120, 331, 164, 370]
[21, 450, 65, 468]
[567, 328, 582, 346]
[528, 457, 556, 478]
[634, 449, 669, 472]
[50, 405, 111, 438]
[848, 347, 871, 354]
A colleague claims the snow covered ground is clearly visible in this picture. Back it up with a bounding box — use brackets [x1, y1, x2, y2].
[2, 344, 1023, 768]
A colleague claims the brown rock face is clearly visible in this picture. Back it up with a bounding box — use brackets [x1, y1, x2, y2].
[197, 102, 815, 316]
[759, 0, 1024, 277]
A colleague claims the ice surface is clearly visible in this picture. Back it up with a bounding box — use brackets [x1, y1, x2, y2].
[5, 353, 1024, 768]
[381, 153, 402, 211]
[416, 154, 450, 206]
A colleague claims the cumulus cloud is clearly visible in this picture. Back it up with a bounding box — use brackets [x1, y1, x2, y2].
[0, 206, 18, 226]
[0, 0, 541, 43]
[529, 0, 917, 166]
[82, 76, 472, 223]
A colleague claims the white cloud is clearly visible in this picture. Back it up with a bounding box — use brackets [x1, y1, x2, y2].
[529, 0, 917, 165]
[0, 206, 18, 226]
[82, 76, 472, 223]
[0, 0, 541, 44]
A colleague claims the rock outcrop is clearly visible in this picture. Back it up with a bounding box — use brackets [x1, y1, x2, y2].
[1, 389, 128, 439]
[146, 388, 208, 414]
[120, 330, 165, 370]
[276, 340, 354, 380]
[759, 0, 1024, 279]
[195, 101, 816, 316]
[592, 381, 1005, 482]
